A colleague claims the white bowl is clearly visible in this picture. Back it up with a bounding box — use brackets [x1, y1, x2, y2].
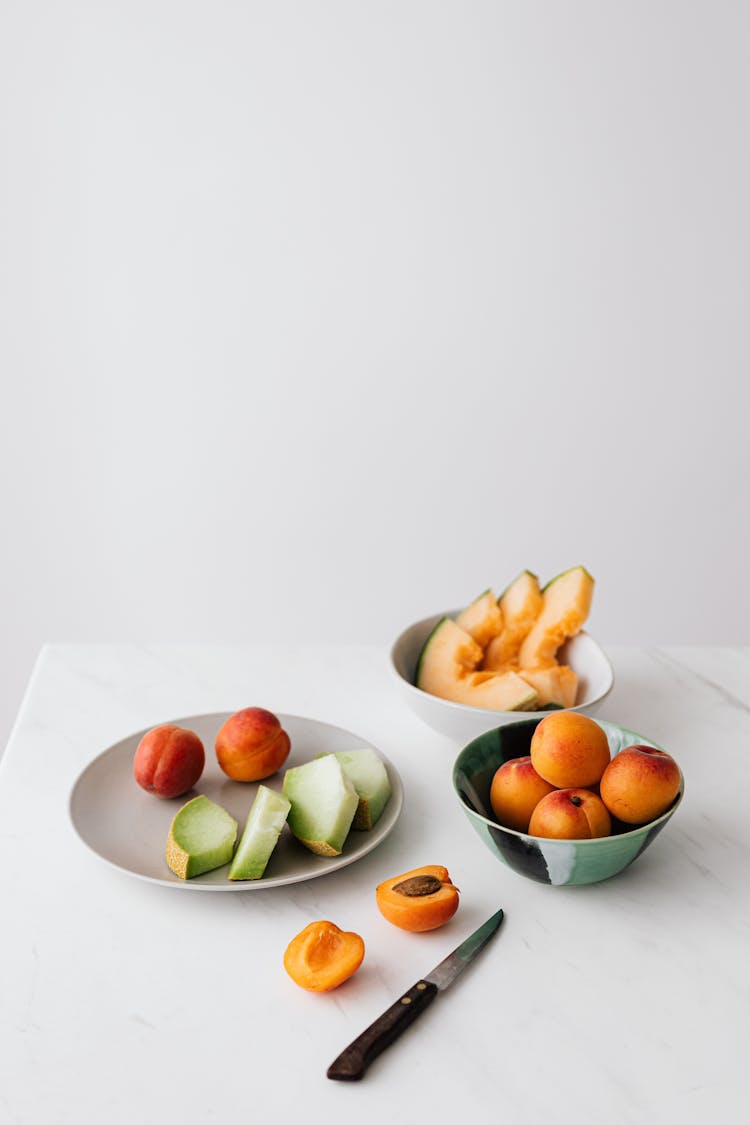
[390, 610, 614, 743]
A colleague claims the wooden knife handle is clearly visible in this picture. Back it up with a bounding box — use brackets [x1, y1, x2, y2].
[327, 980, 439, 1081]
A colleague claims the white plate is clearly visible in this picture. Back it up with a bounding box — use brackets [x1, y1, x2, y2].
[69, 712, 404, 891]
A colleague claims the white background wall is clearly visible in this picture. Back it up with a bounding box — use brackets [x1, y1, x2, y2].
[1, 1, 749, 750]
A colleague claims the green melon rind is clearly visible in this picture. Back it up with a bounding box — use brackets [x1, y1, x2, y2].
[518, 565, 594, 669]
[416, 616, 480, 690]
[416, 617, 538, 711]
[541, 565, 594, 594]
[505, 682, 544, 711]
[415, 615, 449, 687]
[283, 755, 358, 857]
[166, 795, 238, 880]
[463, 588, 492, 605]
[228, 785, 291, 880]
[455, 591, 489, 630]
[332, 749, 392, 830]
[497, 569, 538, 603]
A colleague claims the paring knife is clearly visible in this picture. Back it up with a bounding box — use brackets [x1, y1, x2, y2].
[326, 907, 505, 1081]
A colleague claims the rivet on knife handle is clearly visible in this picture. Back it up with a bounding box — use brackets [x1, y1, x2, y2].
[326, 980, 439, 1081]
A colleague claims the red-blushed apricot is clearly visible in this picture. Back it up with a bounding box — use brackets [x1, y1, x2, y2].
[600, 745, 681, 825]
[528, 788, 611, 840]
[530, 711, 610, 789]
[376, 865, 459, 932]
[133, 724, 205, 799]
[215, 707, 290, 782]
[283, 921, 364, 992]
[490, 756, 556, 833]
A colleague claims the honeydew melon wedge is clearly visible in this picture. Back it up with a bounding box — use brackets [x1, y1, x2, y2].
[228, 785, 291, 880]
[165, 795, 238, 880]
[416, 617, 538, 712]
[518, 664, 578, 709]
[518, 566, 594, 670]
[331, 749, 391, 830]
[455, 589, 504, 648]
[483, 571, 543, 671]
[283, 755, 358, 856]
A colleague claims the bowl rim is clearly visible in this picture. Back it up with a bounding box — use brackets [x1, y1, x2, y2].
[390, 610, 615, 718]
[452, 716, 685, 845]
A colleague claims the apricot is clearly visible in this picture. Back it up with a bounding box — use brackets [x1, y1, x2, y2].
[215, 707, 290, 782]
[376, 865, 459, 932]
[530, 711, 610, 789]
[283, 921, 365, 992]
[133, 724, 205, 799]
[600, 744, 681, 825]
[528, 788, 611, 840]
[489, 756, 556, 834]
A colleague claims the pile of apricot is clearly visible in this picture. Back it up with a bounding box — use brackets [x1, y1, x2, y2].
[490, 712, 681, 840]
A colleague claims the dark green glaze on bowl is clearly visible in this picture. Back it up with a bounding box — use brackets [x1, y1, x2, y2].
[453, 718, 684, 886]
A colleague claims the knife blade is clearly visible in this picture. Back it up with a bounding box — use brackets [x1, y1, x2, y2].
[326, 907, 505, 1081]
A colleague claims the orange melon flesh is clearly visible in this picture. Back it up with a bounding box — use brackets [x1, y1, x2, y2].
[518, 566, 594, 670]
[455, 590, 504, 649]
[416, 618, 539, 711]
[518, 665, 579, 709]
[483, 571, 543, 671]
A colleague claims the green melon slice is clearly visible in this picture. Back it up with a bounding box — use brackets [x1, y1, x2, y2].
[331, 749, 391, 830]
[455, 590, 504, 648]
[283, 755, 358, 856]
[165, 795, 238, 880]
[518, 566, 594, 670]
[416, 617, 539, 711]
[518, 664, 578, 709]
[483, 571, 543, 670]
[228, 785, 291, 880]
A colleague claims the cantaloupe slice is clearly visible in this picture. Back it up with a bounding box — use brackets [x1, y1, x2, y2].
[165, 795, 238, 880]
[283, 755, 358, 856]
[518, 665, 579, 709]
[416, 617, 538, 711]
[518, 566, 594, 670]
[228, 785, 291, 880]
[455, 590, 504, 648]
[332, 749, 391, 830]
[483, 571, 543, 671]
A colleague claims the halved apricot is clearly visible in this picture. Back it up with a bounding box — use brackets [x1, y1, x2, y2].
[375, 865, 459, 932]
[283, 921, 365, 992]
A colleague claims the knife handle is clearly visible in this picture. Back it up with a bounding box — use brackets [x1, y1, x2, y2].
[327, 979, 439, 1081]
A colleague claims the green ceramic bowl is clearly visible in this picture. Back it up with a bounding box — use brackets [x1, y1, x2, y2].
[453, 718, 684, 886]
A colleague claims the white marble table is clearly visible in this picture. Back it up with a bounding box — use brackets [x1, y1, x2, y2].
[1, 644, 747, 1124]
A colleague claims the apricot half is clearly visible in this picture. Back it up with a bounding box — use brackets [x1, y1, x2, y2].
[376, 865, 459, 932]
[530, 711, 610, 789]
[283, 921, 365, 992]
